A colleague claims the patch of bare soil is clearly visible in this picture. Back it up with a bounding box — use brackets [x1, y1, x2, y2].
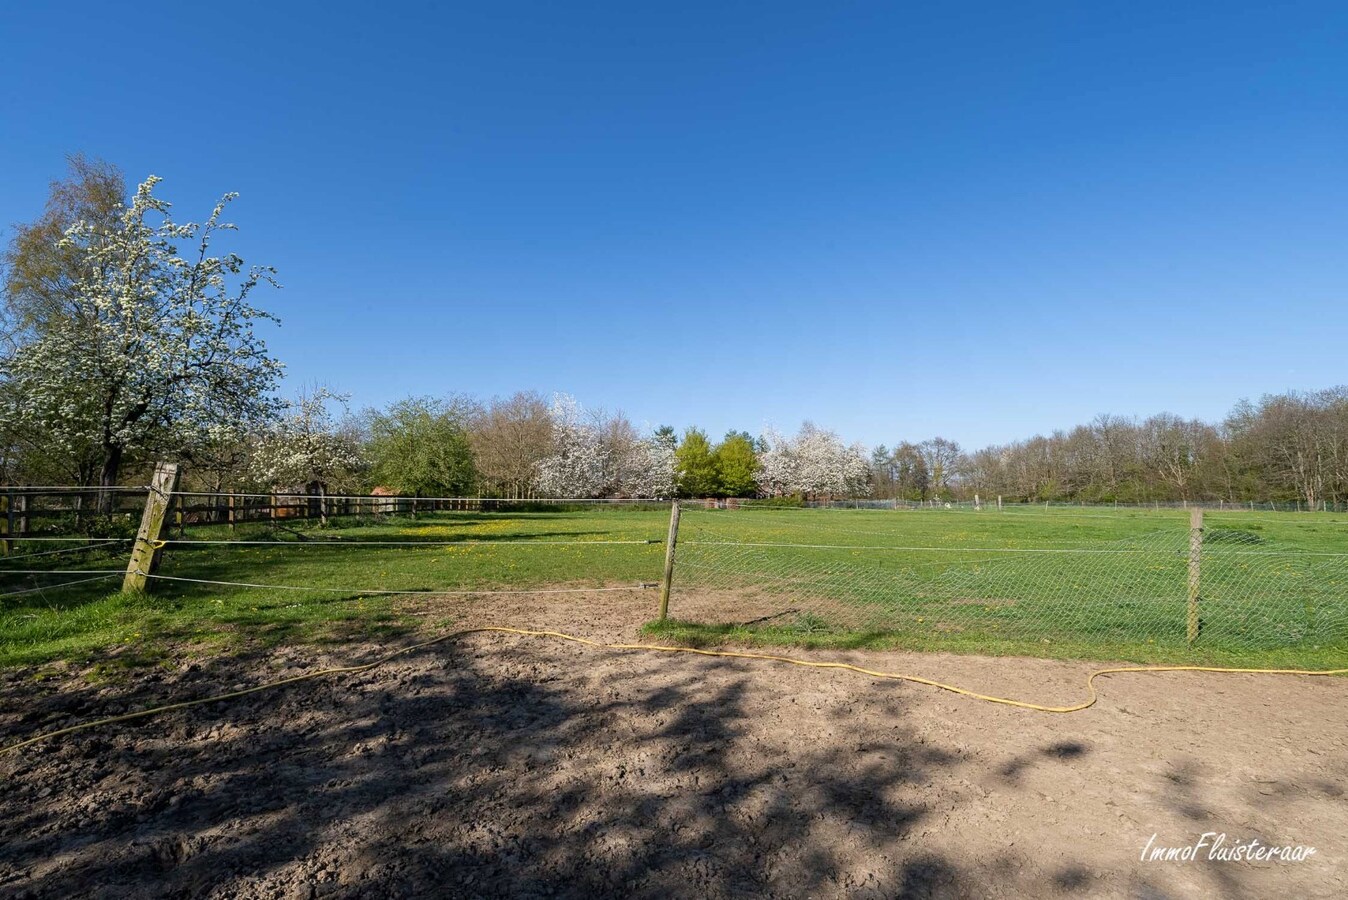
[2, 589, 1346, 899]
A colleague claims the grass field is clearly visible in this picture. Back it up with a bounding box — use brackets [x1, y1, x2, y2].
[0, 506, 669, 668]
[1, 503, 1345, 670]
[662, 505, 1348, 668]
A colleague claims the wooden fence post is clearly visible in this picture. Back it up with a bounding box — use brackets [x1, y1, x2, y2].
[658, 501, 681, 620]
[2, 491, 29, 555]
[123, 462, 181, 593]
[1187, 507, 1203, 646]
[13, 493, 26, 541]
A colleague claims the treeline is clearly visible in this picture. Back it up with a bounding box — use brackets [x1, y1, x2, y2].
[4, 157, 1347, 507]
[873, 390, 1348, 508]
[952, 389, 1348, 507]
[169, 385, 1348, 507]
[173, 388, 835, 501]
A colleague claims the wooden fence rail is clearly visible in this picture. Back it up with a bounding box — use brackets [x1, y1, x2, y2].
[0, 487, 148, 553]
[164, 493, 514, 530]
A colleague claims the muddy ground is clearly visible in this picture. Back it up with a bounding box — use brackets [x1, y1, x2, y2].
[1, 589, 1345, 899]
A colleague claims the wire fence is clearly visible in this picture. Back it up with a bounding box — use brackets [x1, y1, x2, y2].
[141, 492, 668, 601]
[2, 485, 1346, 663]
[700, 496, 1348, 513]
[668, 503, 1348, 655]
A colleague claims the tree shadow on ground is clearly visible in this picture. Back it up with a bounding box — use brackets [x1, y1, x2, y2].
[0, 636, 1307, 899]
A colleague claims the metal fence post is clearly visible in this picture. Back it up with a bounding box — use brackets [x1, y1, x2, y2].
[1187, 507, 1203, 646]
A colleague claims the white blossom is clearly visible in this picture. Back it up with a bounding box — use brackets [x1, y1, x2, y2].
[535, 394, 609, 497]
[617, 432, 677, 498]
[757, 423, 872, 498]
[534, 395, 675, 498]
[248, 388, 365, 491]
[0, 176, 282, 488]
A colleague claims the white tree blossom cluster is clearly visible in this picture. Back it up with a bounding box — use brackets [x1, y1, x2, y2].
[248, 388, 366, 491]
[756, 422, 873, 498]
[620, 428, 677, 498]
[534, 395, 606, 497]
[534, 394, 675, 498]
[0, 176, 282, 493]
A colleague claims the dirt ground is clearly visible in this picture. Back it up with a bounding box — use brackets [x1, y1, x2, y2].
[1, 589, 1346, 899]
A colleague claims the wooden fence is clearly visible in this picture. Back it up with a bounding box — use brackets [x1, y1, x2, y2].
[0, 486, 624, 545]
[168, 493, 521, 530]
[0, 487, 147, 551]
[0, 484, 528, 555]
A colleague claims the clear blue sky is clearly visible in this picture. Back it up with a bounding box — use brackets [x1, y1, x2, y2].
[3, 2, 1345, 450]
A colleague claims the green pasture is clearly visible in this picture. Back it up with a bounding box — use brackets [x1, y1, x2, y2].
[667, 505, 1348, 667]
[0, 504, 1345, 670]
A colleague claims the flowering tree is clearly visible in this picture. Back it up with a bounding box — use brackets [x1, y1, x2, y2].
[757, 429, 790, 496]
[535, 394, 608, 497]
[617, 428, 677, 498]
[535, 395, 675, 498]
[757, 423, 872, 498]
[249, 388, 365, 493]
[0, 175, 282, 507]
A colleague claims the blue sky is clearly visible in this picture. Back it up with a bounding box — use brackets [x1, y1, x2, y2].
[2, 2, 1345, 450]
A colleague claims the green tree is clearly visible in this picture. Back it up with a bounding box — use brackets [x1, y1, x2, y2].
[365, 396, 477, 497]
[675, 427, 720, 497]
[893, 441, 930, 500]
[2, 156, 128, 485]
[3, 155, 126, 344]
[713, 430, 759, 497]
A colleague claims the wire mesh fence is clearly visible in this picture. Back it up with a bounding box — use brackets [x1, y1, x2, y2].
[743, 497, 1348, 513]
[669, 503, 1348, 657]
[3, 485, 1347, 665]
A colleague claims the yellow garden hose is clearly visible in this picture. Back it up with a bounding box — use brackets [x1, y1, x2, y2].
[3, 626, 1346, 756]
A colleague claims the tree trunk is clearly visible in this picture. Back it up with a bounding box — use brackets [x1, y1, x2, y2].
[98, 445, 123, 515]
